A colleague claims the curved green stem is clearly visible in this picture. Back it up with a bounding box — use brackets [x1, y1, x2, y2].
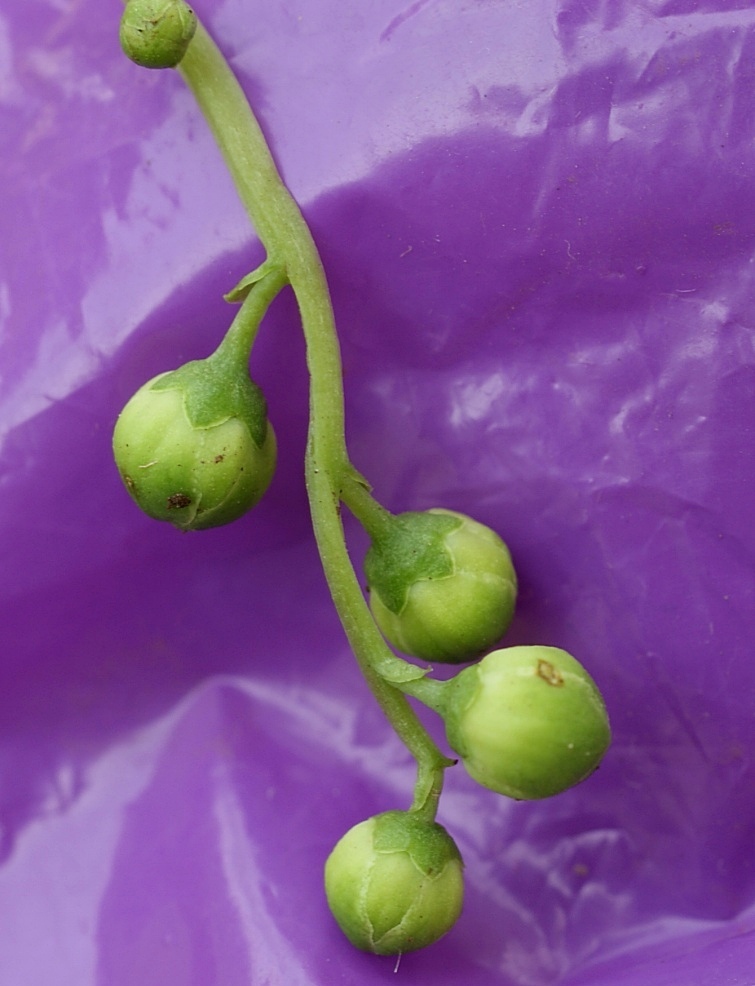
[178, 24, 300, 268]
[399, 674, 449, 715]
[213, 264, 288, 368]
[339, 475, 396, 543]
[173, 16, 451, 813]
[306, 458, 452, 800]
[179, 22, 346, 468]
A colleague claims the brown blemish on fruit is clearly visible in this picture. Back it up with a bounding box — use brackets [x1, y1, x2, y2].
[167, 493, 192, 510]
[214, 454, 225, 463]
[537, 659, 564, 686]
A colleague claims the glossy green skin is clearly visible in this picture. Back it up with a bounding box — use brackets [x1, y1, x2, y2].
[119, 0, 197, 69]
[324, 811, 464, 955]
[444, 646, 611, 799]
[113, 374, 276, 530]
[368, 509, 518, 663]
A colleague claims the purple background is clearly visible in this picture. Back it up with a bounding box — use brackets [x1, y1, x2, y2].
[2, 1, 754, 983]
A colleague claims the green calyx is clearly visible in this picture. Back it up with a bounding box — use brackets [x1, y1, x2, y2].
[366, 508, 518, 663]
[120, 0, 197, 69]
[153, 353, 268, 448]
[324, 810, 464, 955]
[365, 510, 460, 614]
[113, 356, 276, 530]
[371, 810, 462, 874]
[442, 646, 611, 800]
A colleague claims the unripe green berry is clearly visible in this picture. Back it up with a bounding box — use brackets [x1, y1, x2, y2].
[113, 358, 276, 531]
[442, 646, 610, 799]
[324, 810, 464, 955]
[365, 509, 517, 663]
[119, 0, 197, 69]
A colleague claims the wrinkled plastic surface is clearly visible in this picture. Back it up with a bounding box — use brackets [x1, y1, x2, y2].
[2, 1, 754, 983]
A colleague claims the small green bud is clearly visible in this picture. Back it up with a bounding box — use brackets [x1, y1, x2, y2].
[365, 509, 517, 663]
[113, 357, 276, 530]
[442, 646, 611, 799]
[324, 810, 464, 955]
[119, 0, 197, 69]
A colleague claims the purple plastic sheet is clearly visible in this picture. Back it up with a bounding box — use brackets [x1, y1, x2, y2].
[2, 1, 754, 983]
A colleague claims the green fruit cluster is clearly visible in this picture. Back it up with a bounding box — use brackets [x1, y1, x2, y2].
[113, 7, 613, 959]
